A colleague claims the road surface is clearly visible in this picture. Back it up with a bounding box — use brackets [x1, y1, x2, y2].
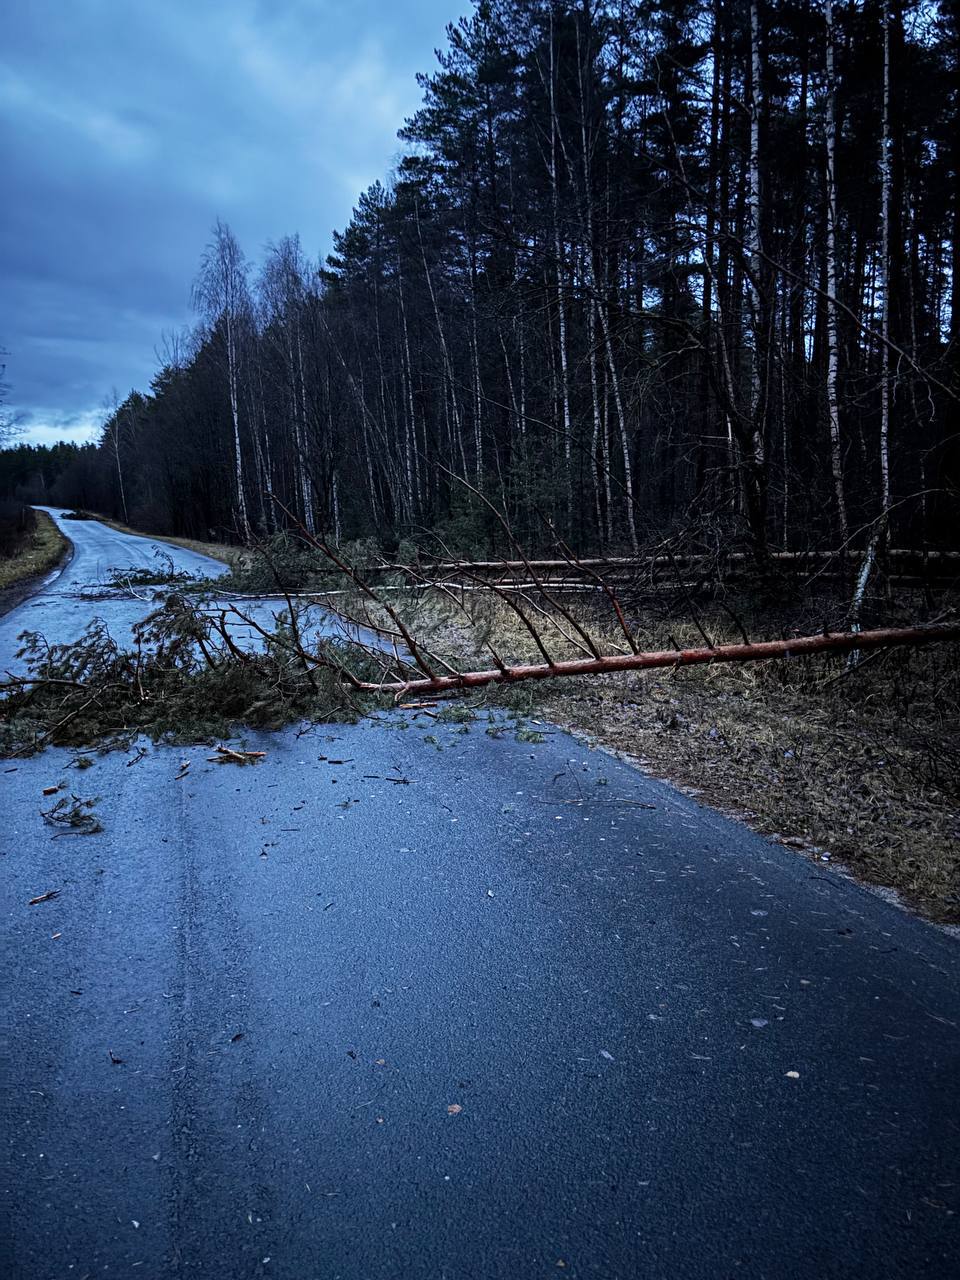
[0, 508, 228, 667]
[2, 511, 959, 1278]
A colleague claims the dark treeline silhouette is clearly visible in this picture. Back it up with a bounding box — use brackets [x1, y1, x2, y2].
[0, 442, 97, 506]
[4, 0, 958, 562]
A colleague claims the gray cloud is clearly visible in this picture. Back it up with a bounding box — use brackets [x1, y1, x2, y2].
[0, 0, 457, 443]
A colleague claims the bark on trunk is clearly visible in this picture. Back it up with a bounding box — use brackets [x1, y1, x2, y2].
[349, 624, 960, 696]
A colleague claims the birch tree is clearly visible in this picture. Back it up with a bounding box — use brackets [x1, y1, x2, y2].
[192, 220, 252, 542]
[823, 0, 848, 541]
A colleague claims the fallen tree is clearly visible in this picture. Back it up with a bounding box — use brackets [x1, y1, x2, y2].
[3, 491, 958, 755]
[336, 624, 960, 697]
[416, 549, 960, 575]
[252, 498, 960, 700]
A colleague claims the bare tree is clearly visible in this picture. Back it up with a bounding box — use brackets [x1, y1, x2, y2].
[100, 390, 128, 525]
[192, 220, 253, 542]
[0, 348, 20, 446]
[259, 236, 317, 533]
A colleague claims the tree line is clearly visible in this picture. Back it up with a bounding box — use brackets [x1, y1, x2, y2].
[4, 0, 958, 565]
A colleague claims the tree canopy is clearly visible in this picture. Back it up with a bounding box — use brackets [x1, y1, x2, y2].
[4, 0, 958, 561]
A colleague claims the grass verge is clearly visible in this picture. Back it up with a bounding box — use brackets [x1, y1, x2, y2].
[0, 509, 68, 591]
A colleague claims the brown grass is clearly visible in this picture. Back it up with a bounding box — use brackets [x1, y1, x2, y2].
[0, 510, 68, 590]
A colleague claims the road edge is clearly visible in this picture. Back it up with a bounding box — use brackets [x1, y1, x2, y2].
[554, 715, 960, 944]
[0, 516, 74, 619]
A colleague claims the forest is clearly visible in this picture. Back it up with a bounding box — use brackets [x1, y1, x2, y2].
[2, 0, 958, 577]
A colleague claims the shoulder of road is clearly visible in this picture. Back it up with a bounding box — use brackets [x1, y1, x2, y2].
[0, 508, 71, 616]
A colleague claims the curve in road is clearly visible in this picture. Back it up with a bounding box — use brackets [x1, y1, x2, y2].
[0, 508, 228, 669]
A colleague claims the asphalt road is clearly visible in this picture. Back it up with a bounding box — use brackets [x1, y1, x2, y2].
[0, 508, 228, 667]
[0, 508, 377, 672]
[2, 512, 959, 1279]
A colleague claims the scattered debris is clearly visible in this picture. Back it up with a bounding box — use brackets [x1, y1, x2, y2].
[785, 1070, 800, 1079]
[599, 1049, 615, 1062]
[109, 1051, 124, 1065]
[447, 1103, 463, 1115]
[40, 794, 103, 835]
[29, 890, 61, 905]
[175, 760, 190, 780]
[208, 744, 266, 766]
[41, 784, 60, 796]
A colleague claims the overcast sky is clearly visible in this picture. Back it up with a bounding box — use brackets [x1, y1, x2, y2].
[1, 0, 458, 446]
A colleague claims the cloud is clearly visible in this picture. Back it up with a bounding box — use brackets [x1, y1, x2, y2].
[0, 67, 153, 164]
[0, 0, 455, 444]
[10, 407, 103, 447]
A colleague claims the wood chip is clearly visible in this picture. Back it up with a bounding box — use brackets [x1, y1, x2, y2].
[208, 745, 267, 765]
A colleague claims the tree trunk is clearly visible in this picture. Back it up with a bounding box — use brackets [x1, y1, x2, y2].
[824, 0, 849, 542]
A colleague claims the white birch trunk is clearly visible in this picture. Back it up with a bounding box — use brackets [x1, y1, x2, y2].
[824, 0, 849, 541]
[549, 12, 574, 529]
[851, 1, 893, 633]
[746, 0, 765, 479]
[225, 309, 251, 542]
[576, 16, 638, 551]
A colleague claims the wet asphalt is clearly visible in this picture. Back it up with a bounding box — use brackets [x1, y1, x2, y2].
[1, 511, 959, 1279]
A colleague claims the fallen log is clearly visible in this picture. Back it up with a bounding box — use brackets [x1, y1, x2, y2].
[411, 549, 960, 575]
[351, 623, 960, 697]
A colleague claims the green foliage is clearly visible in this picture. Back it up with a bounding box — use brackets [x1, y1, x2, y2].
[204, 531, 327, 593]
[40, 794, 103, 835]
[430, 490, 489, 559]
[514, 727, 545, 744]
[0, 596, 377, 756]
[436, 703, 477, 724]
[106, 549, 192, 589]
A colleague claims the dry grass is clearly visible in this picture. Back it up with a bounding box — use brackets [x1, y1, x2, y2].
[0, 510, 68, 590]
[388, 586, 960, 923]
